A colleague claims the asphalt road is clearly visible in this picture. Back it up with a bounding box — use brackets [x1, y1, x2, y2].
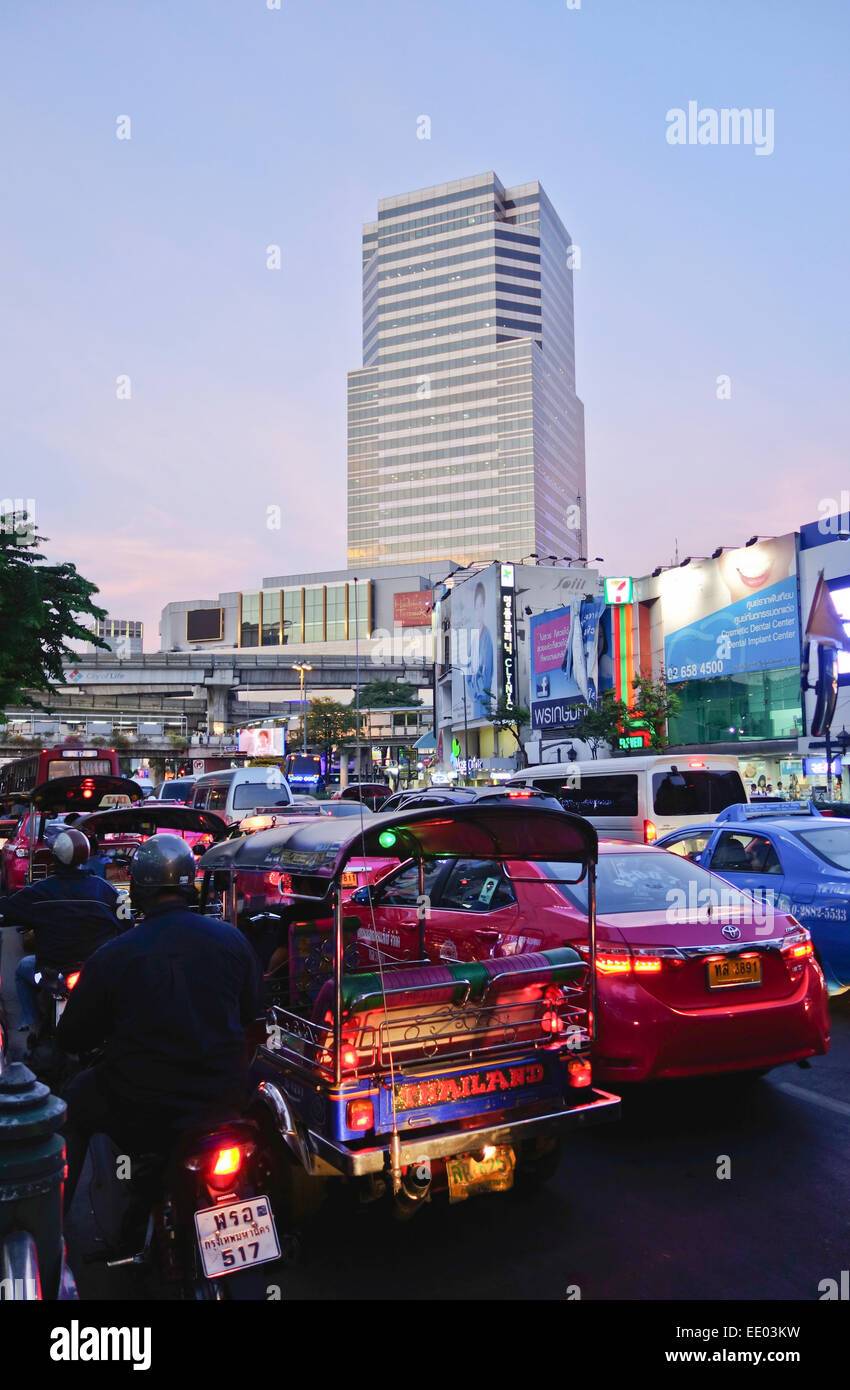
[3, 926, 848, 1301]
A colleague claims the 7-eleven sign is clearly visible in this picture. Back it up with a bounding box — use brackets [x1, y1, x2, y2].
[604, 577, 633, 606]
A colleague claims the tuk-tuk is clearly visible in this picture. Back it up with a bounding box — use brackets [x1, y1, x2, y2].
[199, 802, 620, 1218]
[13, 776, 144, 890]
[72, 804, 230, 889]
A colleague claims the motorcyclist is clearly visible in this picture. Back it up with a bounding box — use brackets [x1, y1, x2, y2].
[57, 834, 261, 1213]
[0, 828, 124, 1032]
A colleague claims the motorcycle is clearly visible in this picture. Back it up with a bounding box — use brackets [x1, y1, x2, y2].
[87, 1112, 284, 1300]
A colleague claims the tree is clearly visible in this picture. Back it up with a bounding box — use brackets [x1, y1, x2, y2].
[356, 678, 421, 709]
[0, 515, 108, 710]
[628, 676, 681, 750]
[486, 694, 533, 768]
[305, 698, 358, 761]
[568, 690, 629, 759]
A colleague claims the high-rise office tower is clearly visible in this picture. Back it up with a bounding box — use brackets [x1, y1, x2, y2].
[347, 172, 586, 568]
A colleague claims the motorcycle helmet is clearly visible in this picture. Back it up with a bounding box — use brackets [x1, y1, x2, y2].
[130, 834, 197, 903]
[52, 828, 91, 869]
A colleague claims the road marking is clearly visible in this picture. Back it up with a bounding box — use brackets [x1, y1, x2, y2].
[775, 1081, 850, 1119]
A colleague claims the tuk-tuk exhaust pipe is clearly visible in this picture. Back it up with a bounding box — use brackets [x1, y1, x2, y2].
[392, 1154, 432, 1219]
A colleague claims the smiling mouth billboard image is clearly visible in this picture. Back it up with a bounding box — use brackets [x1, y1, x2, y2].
[662, 534, 800, 683]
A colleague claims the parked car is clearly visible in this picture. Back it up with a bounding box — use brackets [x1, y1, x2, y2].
[346, 839, 829, 1085]
[507, 753, 748, 844]
[657, 802, 850, 993]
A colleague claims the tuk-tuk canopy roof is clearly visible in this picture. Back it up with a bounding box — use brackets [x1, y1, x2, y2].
[198, 802, 597, 880]
[73, 804, 228, 840]
[29, 776, 145, 814]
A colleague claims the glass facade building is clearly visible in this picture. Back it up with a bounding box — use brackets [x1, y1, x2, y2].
[348, 173, 586, 569]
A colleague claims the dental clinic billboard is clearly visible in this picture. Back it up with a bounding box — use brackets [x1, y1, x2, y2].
[662, 534, 800, 683]
[529, 597, 607, 730]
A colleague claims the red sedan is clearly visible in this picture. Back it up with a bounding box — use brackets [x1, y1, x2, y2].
[347, 841, 830, 1085]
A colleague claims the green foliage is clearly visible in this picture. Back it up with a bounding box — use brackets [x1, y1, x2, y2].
[306, 698, 358, 754]
[569, 690, 629, 758]
[0, 515, 108, 708]
[485, 693, 532, 767]
[356, 678, 422, 709]
[629, 676, 681, 750]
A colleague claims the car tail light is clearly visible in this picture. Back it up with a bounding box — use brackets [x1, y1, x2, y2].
[643, 820, 657, 844]
[508, 790, 533, 799]
[65, 971, 81, 991]
[567, 1059, 592, 1088]
[632, 956, 663, 974]
[346, 1099, 374, 1131]
[595, 949, 632, 975]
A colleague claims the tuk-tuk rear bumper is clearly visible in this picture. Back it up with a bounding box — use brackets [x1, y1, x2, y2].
[306, 1088, 620, 1177]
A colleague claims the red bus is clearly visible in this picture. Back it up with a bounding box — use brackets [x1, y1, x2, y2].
[0, 744, 122, 798]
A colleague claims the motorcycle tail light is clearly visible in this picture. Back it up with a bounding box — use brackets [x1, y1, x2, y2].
[346, 1099, 374, 1132]
[212, 1145, 243, 1177]
[65, 971, 81, 991]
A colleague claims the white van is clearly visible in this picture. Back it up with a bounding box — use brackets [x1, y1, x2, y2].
[507, 754, 747, 844]
[190, 766, 293, 825]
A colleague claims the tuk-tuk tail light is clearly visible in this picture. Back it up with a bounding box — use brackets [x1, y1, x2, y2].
[567, 1060, 592, 1088]
[346, 1099, 374, 1132]
[65, 971, 81, 991]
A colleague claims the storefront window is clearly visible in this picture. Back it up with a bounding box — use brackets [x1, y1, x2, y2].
[667, 667, 802, 745]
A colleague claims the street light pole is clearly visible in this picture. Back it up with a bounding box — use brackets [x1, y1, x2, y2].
[292, 663, 312, 755]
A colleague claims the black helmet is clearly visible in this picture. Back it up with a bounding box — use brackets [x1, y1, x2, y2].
[52, 828, 91, 870]
[130, 834, 196, 901]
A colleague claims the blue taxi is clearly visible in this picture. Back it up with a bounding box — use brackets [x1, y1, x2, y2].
[657, 803, 850, 994]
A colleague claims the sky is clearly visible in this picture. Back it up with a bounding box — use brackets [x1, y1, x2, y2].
[3, 0, 848, 647]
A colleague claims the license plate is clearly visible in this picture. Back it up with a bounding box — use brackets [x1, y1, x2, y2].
[194, 1195, 280, 1279]
[446, 1146, 516, 1203]
[707, 956, 762, 989]
[341, 872, 358, 887]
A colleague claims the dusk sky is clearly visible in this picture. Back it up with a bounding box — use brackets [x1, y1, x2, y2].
[4, 0, 847, 646]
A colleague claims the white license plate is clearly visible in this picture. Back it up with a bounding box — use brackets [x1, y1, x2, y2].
[194, 1195, 280, 1280]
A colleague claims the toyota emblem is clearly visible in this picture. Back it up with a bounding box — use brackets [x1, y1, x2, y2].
[721, 925, 742, 941]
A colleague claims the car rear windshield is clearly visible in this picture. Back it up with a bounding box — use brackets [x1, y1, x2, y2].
[539, 854, 756, 915]
[533, 775, 638, 817]
[156, 780, 195, 801]
[652, 770, 746, 816]
[232, 784, 291, 810]
[794, 826, 850, 870]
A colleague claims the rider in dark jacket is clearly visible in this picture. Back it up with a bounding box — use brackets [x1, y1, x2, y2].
[0, 828, 123, 1028]
[57, 834, 261, 1212]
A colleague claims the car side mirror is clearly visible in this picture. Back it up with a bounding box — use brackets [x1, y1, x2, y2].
[351, 886, 373, 906]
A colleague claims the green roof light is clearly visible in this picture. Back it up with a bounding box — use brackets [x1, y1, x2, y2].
[378, 829, 398, 849]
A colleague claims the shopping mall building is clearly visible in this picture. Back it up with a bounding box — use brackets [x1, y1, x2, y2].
[157, 516, 850, 796]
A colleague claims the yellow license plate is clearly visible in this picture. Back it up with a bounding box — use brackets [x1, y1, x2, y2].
[341, 872, 358, 887]
[446, 1146, 516, 1203]
[707, 956, 762, 989]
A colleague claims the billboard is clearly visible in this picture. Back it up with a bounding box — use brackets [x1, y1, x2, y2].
[238, 726, 285, 757]
[451, 566, 499, 723]
[186, 607, 223, 642]
[529, 597, 607, 731]
[662, 535, 799, 684]
[393, 591, 434, 627]
[827, 578, 850, 682]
